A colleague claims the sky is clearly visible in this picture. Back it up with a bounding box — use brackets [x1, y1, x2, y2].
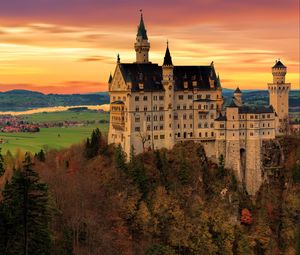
[0, 0, 299, 94]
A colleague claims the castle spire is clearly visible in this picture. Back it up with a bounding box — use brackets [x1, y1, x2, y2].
[163, 41, 173, 66]
[137, 10, 148, 40]
[134, 10, 150, 63]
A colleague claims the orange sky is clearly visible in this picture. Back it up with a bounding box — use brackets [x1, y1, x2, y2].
[0, 0, 299, 94]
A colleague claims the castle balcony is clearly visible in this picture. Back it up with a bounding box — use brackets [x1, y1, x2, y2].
[111, 101, 125, 131]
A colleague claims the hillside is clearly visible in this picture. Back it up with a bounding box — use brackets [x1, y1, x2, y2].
[0, 90, 109, 111]
[0, 133, 299, 254]
[0, 89, 299, 113]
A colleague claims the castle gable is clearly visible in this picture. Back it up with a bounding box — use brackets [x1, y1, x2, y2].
[110, 65, 127, 91]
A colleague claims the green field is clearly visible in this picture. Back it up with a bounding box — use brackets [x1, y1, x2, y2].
[0, 110, 110, 155]
[22, 110, 109, 123]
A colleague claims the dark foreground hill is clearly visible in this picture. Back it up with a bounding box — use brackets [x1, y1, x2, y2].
[1, 132, 299, 254]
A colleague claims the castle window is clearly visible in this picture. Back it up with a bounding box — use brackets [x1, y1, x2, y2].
[135, 116, 140, 122]
[159, 106, 164, 111]
[160, 125, 164, 130]
[205, 132, 208, 137]
[177, 105, 180, 110]
[147, 115, 151, 121]
[154, 126, 158, 130]
[153, 96, 157, 100]
[188, 95, 193, 99]
[144, 107, 147, 111]
[190, 132, 193, 137]
[255, 115, 258, 119]
[250, 132, 253, 136]
[198, 123, 202, 128]
[178, 124, 180, 128]
[147, 125, 151, 131]
[190, 124, 192, 128]
[211, 114, 214, 119]
[232, 133, 235, 137]
[206, 95, 211, 99]
[178, 133, 181, 137]
[250, 124, 253, 128]
[183, 105, 186, 110]
[190, 105, 193, 109]
[160, 135, 165, 139]
[160, 115, 164, 121]
[232, 116, 235, 120]
[263, 132, 265, 135]
[210, 123, 214, 128]
[169, 124, 171, 128]
[197, 95, 202, 99]
[233, 124, 235, 128]
[154, 115, 158, 121]
[179, 95, 184, 100]
[268, 123, 270, 127]
[204, 123, 208, 128]
[135, 127, 140, 132]
[135, 107, 139, 112]
[267, 114, 270, 118]
[199, 132, 202, 137]
[154, 135, 158, 140]
[183, 114, 187, 120]
[174, 114, 178, 120]
[159, 96, 164, 100]
[113, 96, 116, 101]
[135, 96, 139, 101]
[184, 124, 186, 128]
[262, 114, 265, 119]
[250, 115, 254, 119]
[210, 104, 214, 110]
[198, 104, 202, 109]
[189, 114, 193, 119]
[211, 132, 214, 137]
[153, 105, 158, 111]
[220, 124, 225, 128]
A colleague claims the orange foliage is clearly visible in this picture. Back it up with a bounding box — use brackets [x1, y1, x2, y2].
[241, 208, 252, 225]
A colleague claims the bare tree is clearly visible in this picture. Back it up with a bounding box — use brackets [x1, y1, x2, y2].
[137, 131, 151, 152]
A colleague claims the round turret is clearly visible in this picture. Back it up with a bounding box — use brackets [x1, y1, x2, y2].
[272, 60, 286, 84]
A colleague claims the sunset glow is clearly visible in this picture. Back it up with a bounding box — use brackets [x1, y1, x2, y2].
[0, 0, 299, 94]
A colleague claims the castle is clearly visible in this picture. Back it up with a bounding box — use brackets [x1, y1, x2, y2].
[108, 13, 290, 195]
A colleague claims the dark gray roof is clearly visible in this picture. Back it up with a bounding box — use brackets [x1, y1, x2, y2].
[273, 60, 286, 68]
[137, 14, 148, 40]
[173, 65, 219, 91]
[118, 63, 220, 92]
[227, 99, 238, 108]
[108, 73, 113, 84]
[215, 113, 227, 121]
[163, 45, 173, 66]
[238, 105, 274, 114]
[119, 63, 163, 92]
[234, 87, 242, 94]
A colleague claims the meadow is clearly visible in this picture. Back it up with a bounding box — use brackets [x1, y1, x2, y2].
[0, 111, 109, 155]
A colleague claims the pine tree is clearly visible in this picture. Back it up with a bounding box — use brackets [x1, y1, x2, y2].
[36, 149, 46, 162]
[114, 144, 127, 173]
[0, 148, 5, 176]
[85, 128, 104, 158]
[0, 153, 52, 255]
[178, 152, 190, 185]
[128, 146, 148, 197]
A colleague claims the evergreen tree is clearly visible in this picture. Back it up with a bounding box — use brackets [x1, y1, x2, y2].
[217, 154, 225, 178]
[36, 149, 46, 162]
[85, 128, 104, 158]
[114, 144, 127, 173]
[0, 148, 5, 176]
[128, 146, 148, 197]
[178, 152, 190, 185]
[0, 153, 52, 255]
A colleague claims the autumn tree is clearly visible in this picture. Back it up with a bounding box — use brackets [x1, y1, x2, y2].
[0, 153, 52, 255]
[241, 208, 253, 225]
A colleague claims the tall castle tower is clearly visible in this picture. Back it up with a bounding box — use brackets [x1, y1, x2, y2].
[268, 60, 290, 132]
[134, 12, 150, 63]
[162, 43, 175, 149]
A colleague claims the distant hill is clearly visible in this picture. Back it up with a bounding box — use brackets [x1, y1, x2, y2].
[0, 90, 109, 112]
[0, 89, 299, 113]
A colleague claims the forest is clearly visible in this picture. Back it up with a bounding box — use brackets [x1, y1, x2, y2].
[0, 129, 299, 255]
